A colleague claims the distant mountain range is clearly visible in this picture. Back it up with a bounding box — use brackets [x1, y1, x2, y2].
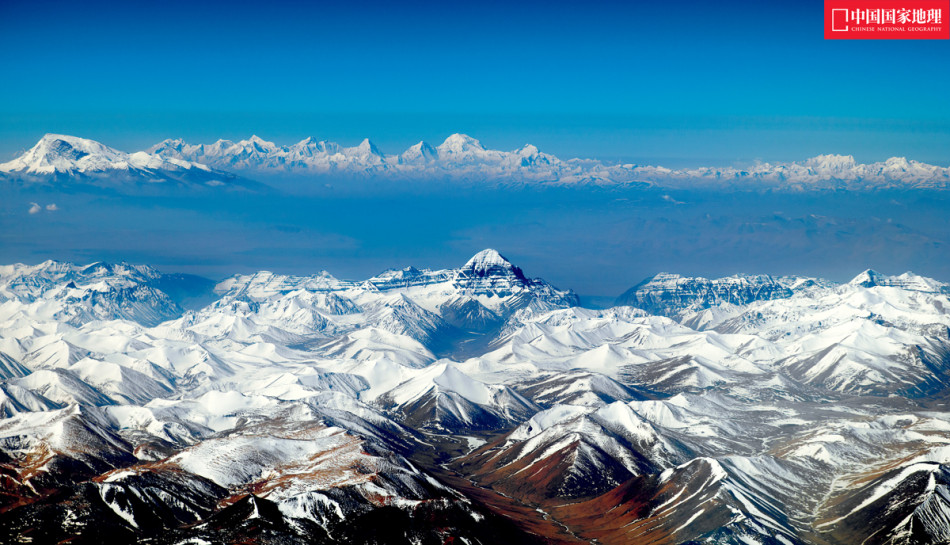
[3, 133, 949, 190]
[4, 250, 950, 543]
[0, 134, 257, 190]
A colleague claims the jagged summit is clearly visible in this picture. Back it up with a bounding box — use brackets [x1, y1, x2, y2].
[289, 137, 340, 155]
[227, 135, 278, 156]
[149, 137, 189, 152]
[805, 154, 858, 172]
[518, 144, 540, 156]
[6, 133, 950, 190]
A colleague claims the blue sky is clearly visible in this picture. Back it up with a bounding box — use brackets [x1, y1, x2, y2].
[1, 0, 949, 165]
[2, 0, 950, 291]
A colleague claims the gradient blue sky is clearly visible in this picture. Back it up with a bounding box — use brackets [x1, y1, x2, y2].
[1, 0, 949, 166]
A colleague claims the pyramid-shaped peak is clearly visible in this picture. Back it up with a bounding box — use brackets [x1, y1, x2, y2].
[349, 138, 382, 156]
[464, 249, 511, 269]
[401, 141, 438, 163]
[460, 249, 528, 281]
[850, 269, 883, 287]
[409, 140, 436, 152]
[239, 135, 277, 149]
[358, 137, 379, 150]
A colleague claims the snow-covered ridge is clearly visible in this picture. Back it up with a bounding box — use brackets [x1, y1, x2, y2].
[615, 272, 829, 318]
[147, 133, 950, 189]
[0, 134, 213, 176]
[0, 260, 183, 327]
[145, 133, 950, 189]
[4, 133, 949, 190]
[203, 248, 577, 341]
[4, 256, 950, 543]
[0, 134, 248, 188]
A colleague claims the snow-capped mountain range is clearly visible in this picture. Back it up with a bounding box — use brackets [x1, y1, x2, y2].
[0, 134, 253, 189]
[3, 133, 949, 190]
[3, 250, 950, 544]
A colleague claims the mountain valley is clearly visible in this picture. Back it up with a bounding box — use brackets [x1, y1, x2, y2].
[2, 251, 950, 543]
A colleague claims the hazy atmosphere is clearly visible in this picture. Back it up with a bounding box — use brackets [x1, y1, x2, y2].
[4, 180, 949, 298]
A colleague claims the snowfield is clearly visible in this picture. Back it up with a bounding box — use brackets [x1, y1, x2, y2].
[2, 250, 950, 544]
